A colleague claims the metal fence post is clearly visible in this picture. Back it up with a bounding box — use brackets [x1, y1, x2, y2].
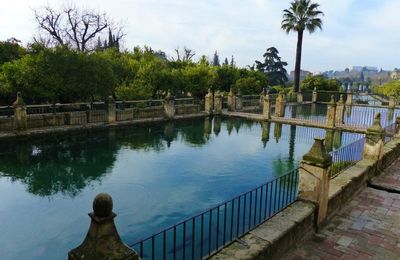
[68, 193, 140, 260]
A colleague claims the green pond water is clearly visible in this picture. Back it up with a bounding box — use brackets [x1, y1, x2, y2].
[0, 117, 363, 259]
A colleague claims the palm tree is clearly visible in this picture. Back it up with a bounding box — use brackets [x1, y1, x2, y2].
[281, 0, 324, 93]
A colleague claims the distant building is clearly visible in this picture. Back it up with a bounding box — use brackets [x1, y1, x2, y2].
[289, 70, 312, 81]
[351, 66, 378, 72]
[391, 69, 400, 80]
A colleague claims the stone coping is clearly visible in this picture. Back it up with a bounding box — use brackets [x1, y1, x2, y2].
[0, 113, 206, 141]
[210, 138, 400, 260]
[209, 201, 315, 260]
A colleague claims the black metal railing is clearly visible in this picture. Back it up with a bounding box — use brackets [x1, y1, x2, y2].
[241, 95, 260, 108]
[130, 169, 299, 260]
[284, 104, 326, 124]
[116, 100, 164, 110]
[329, 137, 365, 178]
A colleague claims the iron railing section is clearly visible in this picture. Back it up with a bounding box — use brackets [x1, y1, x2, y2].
[284, 104, 326, 124]
[303, 91, 313, 102]
[175, 98, 195, 106]
[130, 169, 299, 260]
[241, 95, 261, 108]
[384, 122, 396, 144]
[342, 106, 398, 129]
[116, 100, 164, 110]
[316, 91, 348, 103]
[0, 105, 14, 117]
[329, 137, 366, 178]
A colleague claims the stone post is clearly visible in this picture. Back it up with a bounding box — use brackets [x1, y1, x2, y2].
[299, 138, 332, 225]
[235, 89, 243, 111]
[205, 89, 213, 115]
[214, 91, 222, 115]
[297, 92, 303, 103]
[395, 116, 400, 138]
[363, 113, 384, 161]
[106, 96, 116, 123]
[274, 92, 286, 117]
[259, 89, 266, 110]
[312, 87, 318, 103]
[263, 94, 271, 120]
[163, 91, 175, 119]
[227, 89, 235, 111]
[326, 95, 336, 128]
[68, 193, 140, 260]
[335, 95, 345, 126]
[346, 91, 353, 106]
[389, 96, 397, 109]
[13, 92, 27, 131]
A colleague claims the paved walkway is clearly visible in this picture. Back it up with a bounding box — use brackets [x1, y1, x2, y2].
[287, 160, 400, 260]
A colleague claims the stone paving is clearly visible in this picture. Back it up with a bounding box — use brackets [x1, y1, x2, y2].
[287, 160, 400, 260]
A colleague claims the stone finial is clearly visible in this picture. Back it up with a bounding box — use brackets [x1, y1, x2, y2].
[313, 87, 317, 92]
[338, 94, 344, 104]
[215, 90, 221, 97]
[68, 193, 140, 260]
[13, 92, 26, 107]
[329, 95, 335, 105]
[302, 138, 332, 167]
[206, 88, 212, 98]
[367, 113, 384, 134]
[107, 95, 115, 103]
[228, 88, 233, 96]
[165, 90, 174, 101]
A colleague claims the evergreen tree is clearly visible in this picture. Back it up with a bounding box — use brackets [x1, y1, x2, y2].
[212, 51, 220, 66]
[255, 47, 288, 86]
[230, 55, 235, 67]
[223, 57, 229, 66]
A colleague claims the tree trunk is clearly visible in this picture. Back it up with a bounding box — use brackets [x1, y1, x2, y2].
[294, 30, 304, 93]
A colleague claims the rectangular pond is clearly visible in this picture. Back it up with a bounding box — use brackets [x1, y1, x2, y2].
[0, 117, 363, 259]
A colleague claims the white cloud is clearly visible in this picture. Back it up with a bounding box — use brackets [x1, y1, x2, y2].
[0, 0, 399, 71]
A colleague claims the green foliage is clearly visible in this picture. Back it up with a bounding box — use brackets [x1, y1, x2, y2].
[301, 75, 340, 91]
[0, 44, 267, 104]
[372, 80, 400, 97]
[255, 47, 288, 86]
[0, 40, 26, 65]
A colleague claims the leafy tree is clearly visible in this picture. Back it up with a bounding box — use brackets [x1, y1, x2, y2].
[301, 75, 339, 91]
[0, 39, 26, 65]
[212, 51, 220, 66]
[255, 47, 288, 86]
[281, 0, 324, 92]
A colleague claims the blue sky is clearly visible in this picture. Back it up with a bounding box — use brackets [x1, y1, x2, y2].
[1, 0, 399, 71]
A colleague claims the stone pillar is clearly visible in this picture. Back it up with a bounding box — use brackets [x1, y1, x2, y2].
[299, 138, 332, 225]
[346, 91, 353, 106]
[274, 92, 286, 117]
[297, 92, 303, 103]
[389, 96, 397, 109]
[263, 94, 271, 120]
[163, 91, 175, 119]
[235, 89, 243, 111]
[214, 91, 222, 115]
[13, 92, 27, 131]
[205, 89, 213, 115]
[363, 113, 384, 161]
[395, 116, 400, 138]
[227, 89, 235, 111]
[335, 95, 345, 126]
[312, 88, 318, 103]
[106, 96, 116, 123]
[326, 95, 336, 128]
[68, 193, 140, 260]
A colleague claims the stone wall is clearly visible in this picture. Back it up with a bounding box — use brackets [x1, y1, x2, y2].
[0, 117, 15, 131]
[175, 104, 200, 115]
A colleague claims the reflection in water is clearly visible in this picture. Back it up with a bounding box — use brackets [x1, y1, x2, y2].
[0, 117, 366, 260]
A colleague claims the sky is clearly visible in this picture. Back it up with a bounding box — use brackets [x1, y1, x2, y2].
[0, 0, 399, 72]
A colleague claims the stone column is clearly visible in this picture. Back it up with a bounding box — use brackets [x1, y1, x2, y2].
[335, 95, 345, 126]
[259, 89, 266, 110]
[13, 92, 27, 131]
[227, 89, 235, 111]
[235, 89, 243, 111]
[106, 96, 116, 123]
[214, 91, 222, 115]
[395, 116, 400, 138]
[68, 193, 140, 260]
[299, 138, 332, 225]
[205, 89, 213, 115]
[274, 92, 286, 117]
[326, 95, 336, 128]
[389, 96, 397, 109]
[312, 88, 318, 103]
[263, 94, 271, 120]
[346, 91, 353, 106]
[163, 91, 175, 119]
[297, 92, 303, 103]
[363, 113, 384, 161]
